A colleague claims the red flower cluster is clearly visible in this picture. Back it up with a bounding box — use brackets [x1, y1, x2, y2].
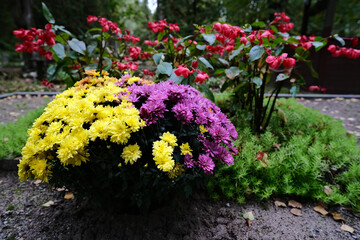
[174, 61, 209, 84]
[87, 15, 121, 34]
[119, 29, 140, 44]
[273, 12, 294, 33]
[212, 23, 243, 39]
[13, 23, 55, 60]
[116, 61, 138, 71]
[41, 79, 54, 89]
[169, 23, 180, 32]
[309, 85, 326, 93]
[327, 44, 360, 59]
[143, 69, 154, 76]
[147, 20, 168, 33]
[144, 40, 159, 46]
[129, 46, 141, 59]
[266, 53, 296, 69]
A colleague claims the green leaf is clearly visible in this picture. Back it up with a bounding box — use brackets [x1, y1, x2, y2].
[153, 53, 164, 65]
[220, 80, 233, 92]
[252, 21, 265, 28]
[103, 57, 112, 71]
[196, 44, 206, 50]
[270, 25, 278, 33]
[198, 56, 214, 70]
[290, 85, 299, 97]
[305, 60, 319, 78]
[175, 35, 192, 48]
[87, 43, 97, 55]
[42, 2, 55, 24]
[47, 64, 57, 78]
[218, 58, 229, 66]
[248, 45, 264, 62]
[202, 34, 216, 45]
[312, 41, 325, 50]
[169, 70, 184, 84]
[214, 69, 225, 75]
[157, 62, 173, 76]
[251, 76, 262, 88]
[276, 73, 289, 82]
[52, 43, 65, 59]
[157, 31, 166, 42]
[225, 66, 241, 79]
[68, 39, 86, 55]
[243, 24, 252, 33]
[67, 51, 79, 59]
[229, 46, 243, 60]
[333, 34, 345, 46]
[243, 211, 255, 221]
[199, 84, 215, 102]
[53, 25, 72, 36]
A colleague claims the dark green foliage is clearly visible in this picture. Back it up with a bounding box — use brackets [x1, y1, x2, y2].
[208, 98, 360, 211]
[0, 107, 45, 159]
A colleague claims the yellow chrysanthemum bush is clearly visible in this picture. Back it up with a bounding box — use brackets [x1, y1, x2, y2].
[18, 71, 237, 211]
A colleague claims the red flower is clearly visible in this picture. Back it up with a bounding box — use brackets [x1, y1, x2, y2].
[351, 37, 359, 47]
[309, 86, 320, 92]
[87, 15, 98, 24]
[174, 65, 192, 78]
[282, 58, 296, 68]
[256, 152, 264, 160]
[327, 44, 337, 54]
[194, 71, 209, 84]
[266, 56, 281, 69]
[191, 61, 198, 69]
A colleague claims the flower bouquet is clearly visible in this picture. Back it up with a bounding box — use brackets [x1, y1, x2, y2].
[18, 71, 237, 210]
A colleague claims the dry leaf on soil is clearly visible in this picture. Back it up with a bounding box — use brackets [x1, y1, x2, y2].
[290, 208, 302, 216]
[341, 225, 354, 234]
[274, 200, 287, 208]
[42, 200, 55, 207]
[33, 180, 42, 186]
[288, 200, 302, 209]
[324, 186, 333, 195]
[243, 211, 255, 227]
[314, 205, 328, 215]
[331, 213, 345, 221]
[64, 192, 74, 200]
[56, 187, 66, 192]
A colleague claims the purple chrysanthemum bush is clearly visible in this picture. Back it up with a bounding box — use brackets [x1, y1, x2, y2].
[19, 72, 237, 211]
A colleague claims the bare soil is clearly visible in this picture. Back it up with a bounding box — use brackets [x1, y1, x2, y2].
[0, 96, 359, 240]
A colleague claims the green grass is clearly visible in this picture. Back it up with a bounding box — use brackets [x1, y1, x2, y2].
[0, 107, 45, 159]
[208, 98, 360, 212]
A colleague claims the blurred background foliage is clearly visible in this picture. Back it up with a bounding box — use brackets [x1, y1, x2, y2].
[1, 0, 359, 60]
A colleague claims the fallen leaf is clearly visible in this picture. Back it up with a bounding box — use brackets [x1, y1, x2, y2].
[314, 205, 328, 215]
[273, 143, 281, 150]
[288, 200, 302, 209]
[324, 186, 333, 195]
[341, 224, 354, 234]
[347, 118, 355, 121]
[274, 200, 287, 207]
[243, 211, 254, 227]
[56, 187, 66, 192]
[33, 180, 42, 186]
[331, 213, 345, 221]
[19, 238, 24, 240]
[2, 137, 8, 142]
[290, 208, 302, 216]
[42, 200, 55, 207]
[355, 126, 360, 129]
[64, 192, 74, 199]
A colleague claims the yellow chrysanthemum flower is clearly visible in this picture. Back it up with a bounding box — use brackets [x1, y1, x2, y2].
[168, 162, 184, 179]
[180, 142, 192, 156]
[199, 125, 208, 134]
[121, 143, 142, 165]
[152, 140, 175, 172]
[29, 159, 51, 182]
[160, 132, 178, 148]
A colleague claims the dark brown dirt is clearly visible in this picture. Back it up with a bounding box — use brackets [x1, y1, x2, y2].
[0, 96, 360, 240]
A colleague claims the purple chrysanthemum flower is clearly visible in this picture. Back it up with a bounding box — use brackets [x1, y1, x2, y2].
[197, 154, 215, 174]
[184, 154, 195, 168]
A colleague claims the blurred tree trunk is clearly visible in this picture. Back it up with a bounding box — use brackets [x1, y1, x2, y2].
[12, 0, 36, 73]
